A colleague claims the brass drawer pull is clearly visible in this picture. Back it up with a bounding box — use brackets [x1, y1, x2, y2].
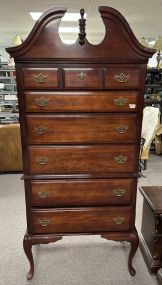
[38, 219, 50, 227]
[113, 217, 125, 224]
[113, 189, 125, 197]
[114, 155, 127, 164]
[34, 126, 48, 135]
[77, 72, 87, 80]
[33, 73, 48, 83]
[35, 97, 49, 107]
[37, 157, 48, 165]
[113, 97, 128, 107]
[114, 73, 130, 83]
[116, 125, 128, 134]
[38, 191, 49, 199]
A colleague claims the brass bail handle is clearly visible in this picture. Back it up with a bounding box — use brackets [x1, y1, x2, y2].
[113, 217, 125, 224]
[37, 157, 48, 165]
[33, 73, 48, 83]
[113, 189, 125, 197]
[116, 125, 128, 134]
[113, 97, 128, 107]
[38, 219, 50, 227]
[114, 155, 127, 164]
[114, 73, 130, 83]
[34, 126, 48, 135]
[35, 97, 50, 107]
[38, 191, 49, 199]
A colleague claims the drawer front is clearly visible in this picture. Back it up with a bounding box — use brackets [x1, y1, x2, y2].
[63, 68, 100, 89]
[105, 68, 140, 88]
[22, 68, 59, 89]
[31, 178, 135, 206]
[25, 91, 138, 113]
[28, 145, 137, 174]
[31, 207, 131, 233]
[26, 114, 137, 144]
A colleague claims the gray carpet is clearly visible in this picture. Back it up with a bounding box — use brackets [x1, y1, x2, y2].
[0, 153, 161, 285]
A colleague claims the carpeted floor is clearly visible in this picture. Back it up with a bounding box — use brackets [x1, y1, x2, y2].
[0, 153, 161, 285]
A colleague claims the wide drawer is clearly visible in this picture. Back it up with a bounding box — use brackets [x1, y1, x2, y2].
[105, 68, 140, 88]
[22, 68, 59, 89]
[30, 178, 135, 206]
[26, 114, 137, 144]
[63, 68, 100, 89]
[25, 91, 138, 112]
[31, 206, 132, 233]
[28, 145, 137, 174]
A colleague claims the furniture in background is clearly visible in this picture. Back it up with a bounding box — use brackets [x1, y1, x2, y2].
[139, 186, 162, 273]
[0, 64, 19, 124]
[141, 106, 160, 169]
[0, 124, 22, 172]
[157, 268, 162, 285]
[155, 124, 162, 154]
[6, 6, 154, 280]
[145, 68, 162, 116]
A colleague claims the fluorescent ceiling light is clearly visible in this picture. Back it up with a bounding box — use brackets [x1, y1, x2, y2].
[62, 13, 87, 21]
[59, 27, 79, 33]
[148, 40, 155, 45]
[30, 12, 43, 20]
[30, 12, 87, 21]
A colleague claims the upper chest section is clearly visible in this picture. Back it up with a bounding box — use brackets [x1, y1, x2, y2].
[17, 63, 141, 90]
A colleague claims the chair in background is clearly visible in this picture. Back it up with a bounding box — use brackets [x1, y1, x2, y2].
[0, 123, 22, 172]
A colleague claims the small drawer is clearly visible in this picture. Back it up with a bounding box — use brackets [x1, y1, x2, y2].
[63, 68, 100, 89]
[22, 68, 59, 89]
[105, 68, 140, 88]
[24, 91, 138, 113]
[26, 114, 137, 144]
[31, 206, 131, 234]
[28, 145, 137, 174]
[30, 178, 134, 206]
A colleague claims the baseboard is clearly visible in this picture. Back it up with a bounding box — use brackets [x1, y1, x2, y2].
[139, 233, 160, 273]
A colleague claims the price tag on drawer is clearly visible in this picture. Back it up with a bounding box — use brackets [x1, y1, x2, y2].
[129, 104, 136, 109]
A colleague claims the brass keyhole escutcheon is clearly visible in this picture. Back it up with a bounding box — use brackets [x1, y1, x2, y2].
[77, 72, 87, 80]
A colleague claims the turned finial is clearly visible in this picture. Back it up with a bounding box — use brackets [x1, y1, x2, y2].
[79, 8, 86, 45]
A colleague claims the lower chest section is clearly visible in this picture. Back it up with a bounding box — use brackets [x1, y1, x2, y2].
[26, 177, 137, 234]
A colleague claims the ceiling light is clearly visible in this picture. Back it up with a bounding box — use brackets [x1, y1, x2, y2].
[59, 27, 79, 33]
[148, 40, 155, 45]
[30, 12, 43, 20]
[62, 13, 87, 21]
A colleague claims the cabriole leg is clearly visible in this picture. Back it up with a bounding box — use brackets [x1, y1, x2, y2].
[23, 235, 34, 280]
[128, 231, 139, 276]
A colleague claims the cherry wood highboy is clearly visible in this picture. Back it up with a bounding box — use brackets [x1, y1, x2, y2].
[6, 6, 155, 280]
